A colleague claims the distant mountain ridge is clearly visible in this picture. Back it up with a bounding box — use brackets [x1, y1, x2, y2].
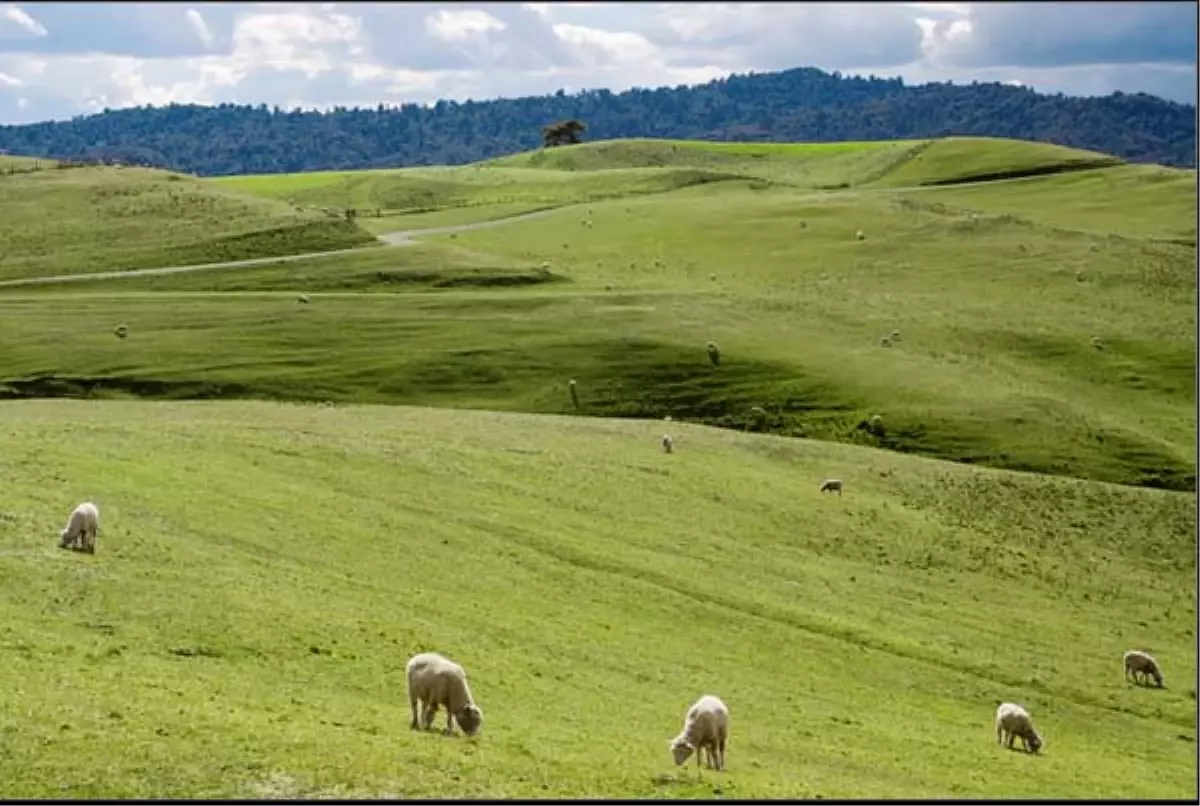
[0, 66, 1193, 176]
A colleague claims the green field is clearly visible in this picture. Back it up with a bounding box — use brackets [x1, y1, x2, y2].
[0, 400, 1194, 799]
[0, 164, 376, 282]
[0, 135, 1195, 798]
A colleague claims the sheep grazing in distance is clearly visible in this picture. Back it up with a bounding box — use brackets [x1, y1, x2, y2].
[662, 434, 674, 454]
[113, 324, 129, 339]
[541, 261, 551, 270]
[406, 651, 484, 737]
[889, 330, 901, 342]
[709, 273, 717, 281]
[880, 336, 892, 348]
[705, 341, 721, 367]
[995, 702, 1043, 753]
[669, 694, 729, 773]
[819, 478, 843, 495]
[1123, 649, 1165, 688]
[297, 294, 310, 304]
[59, 501, 100, 554]
[855, 230, 865, 241]
[664, 415, 672, 422]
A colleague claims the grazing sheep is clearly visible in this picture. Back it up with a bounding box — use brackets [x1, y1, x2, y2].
[880, 336, 892, 348]
[59, 501, 100, 554]
[406, 652, 484, 737]
[889, 330, 901, 342]
[706, 341, 721, 367]
[664, 415, 672, 422]
[1075, 270, 1085, 282]
[819, 478, 843, 495]
[1123, 649, 1165, 688]
[995, 702, 1043, 753]
[541, 261, 551, 270]
[297, 294, 310, 304]
[113, 324, 129, 339]
[709, 273, 717, 281]
[1091, 336, 1104, 350]
[662, 434, 674, 454]
[669, 694, 729, 772]
[855, 230, 865, 241]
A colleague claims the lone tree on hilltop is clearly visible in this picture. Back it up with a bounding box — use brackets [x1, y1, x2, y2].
[542, 119, 586, 148]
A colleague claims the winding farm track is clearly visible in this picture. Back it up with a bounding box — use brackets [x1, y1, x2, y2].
[0, 206, 568, 289]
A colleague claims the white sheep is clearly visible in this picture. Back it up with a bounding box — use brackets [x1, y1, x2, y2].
[297, 294, 310, 304]
[669, 694, 728, 772]
[1123, 649, 1164, 687]
[819, 478, 843, 495]
[889, 330, 901, 342]
[855, 230, 865, 241]
[662, 434, 674, 454]
[405, 651, 484, 737]
[113, 323, 129, 339]
[995, 702, 1043, 753]
[59, 501, 100, 554]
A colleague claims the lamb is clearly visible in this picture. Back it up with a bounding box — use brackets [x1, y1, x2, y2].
[405, 651, 484, 737]
[59, 501, 100, 554]
[669, 694, 728, 772]
[1123, 649, 1165, 688]
[819, 478, 843, 495]
[995, 702, 1043, 753]
[662, 434, 674, 454]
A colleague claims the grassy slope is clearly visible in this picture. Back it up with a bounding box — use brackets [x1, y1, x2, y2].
[1, 138, 1193, 491]
[0, 400, 1194, 799]
[868, 137, 1124, 188]
[0, 165, 377, 282]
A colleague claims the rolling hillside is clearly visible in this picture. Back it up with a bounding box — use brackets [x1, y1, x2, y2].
[0, 400, 1194, 799]
[0, 134, 1194, 797]
[2, 136, 1191, 491]
[0, 163, 377, 282]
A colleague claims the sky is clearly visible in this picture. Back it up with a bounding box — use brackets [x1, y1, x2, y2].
[0, 1, 1194, 125]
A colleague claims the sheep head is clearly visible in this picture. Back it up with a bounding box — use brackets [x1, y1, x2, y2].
[1026, 731, 1043, 753]
[669, 736, 695, 766]
[457, 704, 484, 736]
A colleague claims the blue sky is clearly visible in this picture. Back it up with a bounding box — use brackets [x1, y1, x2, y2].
[0, 2, 1194, 124]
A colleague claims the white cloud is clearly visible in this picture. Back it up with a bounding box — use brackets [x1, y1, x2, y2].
[552, 23, 659, 67]
[3, 4, 47, 37]
[0, 2, 1192, 126]
[424, 9, 506, 44]
[184, 8, 214, 49]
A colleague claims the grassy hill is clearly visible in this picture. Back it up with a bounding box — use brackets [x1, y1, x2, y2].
[4, 136, 1192, 492]
[0, 163, 377, 282]
[0, 399, 1194, 799]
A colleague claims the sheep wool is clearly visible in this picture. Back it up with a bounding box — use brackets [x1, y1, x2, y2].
[669, 695, 729, 772]
[59, 501, 100, 554]
[1123, 649, 1165, 687]
[406, 651, 484, 737]
[995, 702, 1043, 753]
[819, 479, 844, 495]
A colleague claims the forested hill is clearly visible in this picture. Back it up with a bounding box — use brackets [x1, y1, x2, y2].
[0, 66, 1193, 176]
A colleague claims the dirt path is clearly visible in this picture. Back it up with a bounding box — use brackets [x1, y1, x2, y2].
[0, 206, 571, 289]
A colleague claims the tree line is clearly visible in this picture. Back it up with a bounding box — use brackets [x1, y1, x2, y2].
[0, 66, 1192, 176]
